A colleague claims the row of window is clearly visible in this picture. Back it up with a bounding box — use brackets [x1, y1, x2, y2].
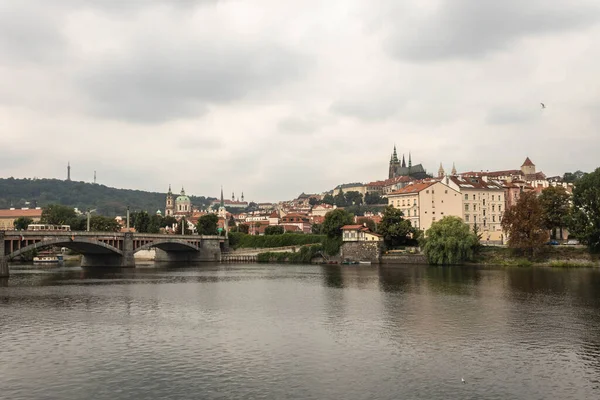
[464, 204, 503, 212]
[464, 214, 501, 223]
[464, 193, 504, 201]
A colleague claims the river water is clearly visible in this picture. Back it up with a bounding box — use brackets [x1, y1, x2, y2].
[1, 263, 599, 400]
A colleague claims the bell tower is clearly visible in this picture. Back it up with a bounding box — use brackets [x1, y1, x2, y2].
[165, 185, 174, 216]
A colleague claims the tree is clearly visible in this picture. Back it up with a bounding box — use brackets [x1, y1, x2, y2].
[344, 191, 363, 206]
[309, 197, 320, 206]
[88, 215, 121, 232]
[322, 194, 335, 205]
[364, 192, 386, 205]
[238, 223, 249, 234]
[501, 191, 548, 257]
[563, 170, 586, 183]
[265, 225, 284, 235]
[356, 217, 376, 232]
[197, 214, 219, 235]
[322, 209, 354, 238]
[228, 215, 236, 227]
[421, 216, 479, 265]
[161, 215, 177, 229]
[133, 211, 150, 233]
[334, 189, 347, 207]
[148, 214, 163, 234]
[377, 206, 415, 248]
[539, 186, 571, 240]
[311, 223, 323, 234]
[41, 204, 78, 228]
[13, 216, 33, 230]
[569, 167, 600, 252]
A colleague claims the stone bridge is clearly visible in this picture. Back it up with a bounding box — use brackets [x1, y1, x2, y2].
[0, 231, 227, 277]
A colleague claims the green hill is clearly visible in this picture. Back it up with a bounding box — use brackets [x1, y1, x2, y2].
[0, 178, 216, 216]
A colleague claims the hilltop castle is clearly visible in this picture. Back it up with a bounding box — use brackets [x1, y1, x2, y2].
[388, 145, 428, 180]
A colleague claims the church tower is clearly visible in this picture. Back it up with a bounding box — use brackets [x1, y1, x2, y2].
[451, 163, 457, 176]
[218, 186, 227, 219]
[388, 145, 400, 179]
[165, 185, 174, 216]
[438, 163, 445, 178]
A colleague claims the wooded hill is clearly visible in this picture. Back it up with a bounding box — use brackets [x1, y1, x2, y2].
[0, 178, 215, 216]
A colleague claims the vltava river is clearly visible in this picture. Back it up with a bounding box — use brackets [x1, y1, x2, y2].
[1, 263, 600, 399]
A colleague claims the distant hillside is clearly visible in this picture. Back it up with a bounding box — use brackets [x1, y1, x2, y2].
[0, 178, 216, 216]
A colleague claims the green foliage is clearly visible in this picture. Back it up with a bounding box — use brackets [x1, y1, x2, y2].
[177, 217, 193, 235]
[569, 167, 600, 252]
[322, 194, 335, 205]
[322, 236, 343, 256]
[357, 217, 376, 232]
[13, 216, 33, 230]
[132, 211, 150, 233]
[421, 216, 480, 265]
[197, 214, 219, 235]
[344, 191, 363, 206]
[364, 192, 387, 205]
[322, 209, 354, 238]
[309, 197, 319, 206]
[562, 170, 586, 183]
[228, 232, 325, 249]
[88, 215, 121, 232]
[0, 177, 215, 216]
[264, 225, 284, 235]
[41, 204, 79, 228]
[344, 204, 387, 217]
[377, 206, 417, 248]
[539, 186, 571, 238]
[311, 223, 323, 234]
[257, 244, 323, 264]
[501, 191, 548, 258]
[334, 189, 346, 207]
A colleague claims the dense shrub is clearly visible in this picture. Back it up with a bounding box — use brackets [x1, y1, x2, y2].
[228, 232, 325, 249]
[257, 245, 323, 263]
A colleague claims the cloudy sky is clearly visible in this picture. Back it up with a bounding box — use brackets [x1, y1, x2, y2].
[1, 0, 599, 202]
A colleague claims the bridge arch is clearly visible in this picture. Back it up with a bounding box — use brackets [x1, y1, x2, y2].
[134, 239, 200, 254]
[9, 237, 123, 259]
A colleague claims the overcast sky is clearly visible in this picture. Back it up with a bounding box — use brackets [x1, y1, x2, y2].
[1, 0, 599, 202]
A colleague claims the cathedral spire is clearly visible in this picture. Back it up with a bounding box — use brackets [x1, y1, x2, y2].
[168, 184, 172, 195]
[241, 192, 244, 202]
[451, 162, 457, 176]
[438, 163, 445, 178]
[401, 154, 406, 168]
[392, 145, 399, 162]
[408, 152, 412, 168]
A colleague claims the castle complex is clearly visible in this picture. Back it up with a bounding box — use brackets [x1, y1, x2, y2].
[388, 145, 428, 180]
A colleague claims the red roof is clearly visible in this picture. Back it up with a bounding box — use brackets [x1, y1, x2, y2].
[0, 209, 43, 218]
[389, 181, 436, 195]
[341, 225, 365, 230]
[522, 157, 535, 167]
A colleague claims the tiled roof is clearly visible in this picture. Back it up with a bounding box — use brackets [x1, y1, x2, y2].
[0, 209, 43, 218]
[388, 181, 436, 195]
[462, 170, 522, 178]
[341, 225, 364, 230]
[522, 157, 535, 167]
[449, 176, 504, 190]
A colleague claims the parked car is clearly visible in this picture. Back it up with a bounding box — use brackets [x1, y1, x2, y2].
[546, 240, 559, 245]
[566, 239, 580, 245]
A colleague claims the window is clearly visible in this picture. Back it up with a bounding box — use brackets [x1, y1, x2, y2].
[492, 195, 495, 201]
[432, 217, 436, 221]
[473, 194, 476, 200]
[432, 190, 435, 194]
[465, 204, 469, 211]
[483, 210, 486, 217]
[492, 215, 495, 222]
[413, 210, 417, 216]
[426, 190, 429, 194]
[499, 205, 502, 212]
[483, 219, 486, 227]
[483, 199, 486, 206]
[413, 199, 417, 205]
[465, 215, 470, 222]
[492, 205, 495, 211]
[445, 190, 448, 194]
[464, 194, 468, 200]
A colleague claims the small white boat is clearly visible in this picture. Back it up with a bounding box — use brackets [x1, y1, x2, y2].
[33, 253, 64, 264]
[358, 261, 371, 265]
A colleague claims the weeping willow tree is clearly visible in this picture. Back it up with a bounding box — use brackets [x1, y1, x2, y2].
[421, 216, 479, 265]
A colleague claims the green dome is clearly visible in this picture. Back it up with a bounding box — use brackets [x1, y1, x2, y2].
[176, 195, 190, 202]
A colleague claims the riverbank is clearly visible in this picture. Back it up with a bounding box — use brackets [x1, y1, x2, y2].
[470, 246, 598, 267]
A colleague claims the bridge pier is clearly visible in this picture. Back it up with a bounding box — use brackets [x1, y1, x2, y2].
[1, 231, 8, 277]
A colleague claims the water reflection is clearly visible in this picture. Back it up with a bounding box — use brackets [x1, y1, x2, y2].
[1, 263, 600, 399]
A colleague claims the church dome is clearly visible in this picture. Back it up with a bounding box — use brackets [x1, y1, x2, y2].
[176, 187, 190, 203]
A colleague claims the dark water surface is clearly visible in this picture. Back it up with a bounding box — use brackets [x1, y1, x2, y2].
[1, 263, 600, 400]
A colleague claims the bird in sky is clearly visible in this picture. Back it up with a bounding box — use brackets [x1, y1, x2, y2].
[462, 378, 466, 384]
[541, 103, 546, 109]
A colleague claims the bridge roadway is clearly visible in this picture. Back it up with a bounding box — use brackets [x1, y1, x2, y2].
[0, 230, 227, 277]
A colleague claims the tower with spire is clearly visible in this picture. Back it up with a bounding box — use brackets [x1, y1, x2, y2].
[438, 163, 445, 178]
[67, 162, 71, 181]
[388, 145, 427, 179]
[218, 186, 226, 218]
[451, 163, 457, 176]
[165, 185, 174, 216]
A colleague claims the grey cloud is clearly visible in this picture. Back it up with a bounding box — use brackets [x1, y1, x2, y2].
[0, 2, 68, 65]
[79, 42, 308, 123]
[386, 0, 600, 61]
[330, 97, 403, 121]
[486, 107, 538, 125]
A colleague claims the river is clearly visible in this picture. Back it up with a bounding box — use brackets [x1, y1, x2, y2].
[1, 263, 599, 399]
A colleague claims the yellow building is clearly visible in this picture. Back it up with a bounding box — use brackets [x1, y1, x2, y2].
[387, 181, 463, 233]
[0, 208, 43, 230]
[447, 176, 505, 242]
